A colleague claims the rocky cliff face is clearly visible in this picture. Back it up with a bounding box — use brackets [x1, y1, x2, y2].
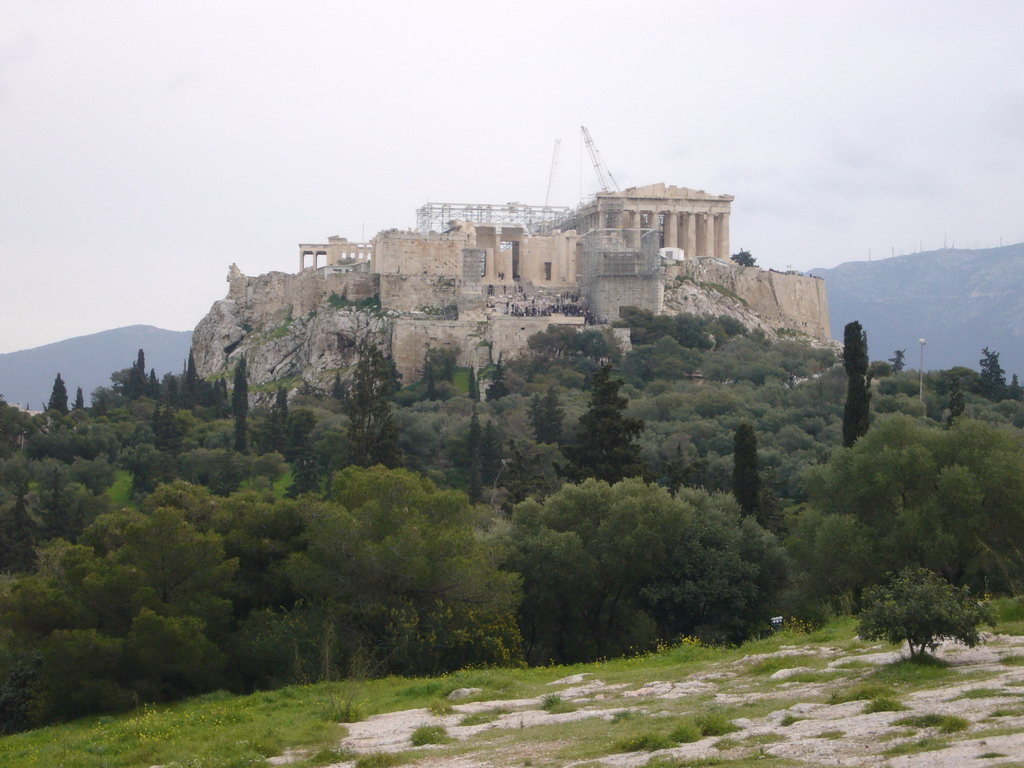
[192, 260, 832, 399]
[192, 265, 392, 399]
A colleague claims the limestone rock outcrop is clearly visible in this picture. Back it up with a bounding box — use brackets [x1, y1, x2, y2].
[192, 266, 392, 399]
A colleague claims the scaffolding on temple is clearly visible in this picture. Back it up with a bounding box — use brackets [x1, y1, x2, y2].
[415, 201, 571, 235]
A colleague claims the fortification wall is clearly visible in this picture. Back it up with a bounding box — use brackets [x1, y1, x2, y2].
[373, 230, 470, 276]
[665, 260, 830, 339]
[589, 275, 664, 323]
[391, 318, 491, 383]
[225, 264, 377, 324]
[379, 274, 459, 313]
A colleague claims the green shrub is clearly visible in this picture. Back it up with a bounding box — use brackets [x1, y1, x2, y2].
[668, 719, 702, 743]
[862, 696, 907, 713]
[614, 732, 675, 752]
[409, 724, 449, 746]
[893, 713, 969, 732]
[695, 710, 738, 736]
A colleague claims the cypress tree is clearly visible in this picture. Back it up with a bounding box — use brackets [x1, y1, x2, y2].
[47, 373, 69, 415]
[286, 409, 321, 497]
[346, 341, 402, 468]
[268, 386, 289, 454]
[946, 377, 965, 428]
[126, 349, 147, 400]
[331, 373, 346, 402]
[232, 357, 249, 453]
[468, 367, 480, 401]
[0, 483, 38, 572]
[467, 407, 482, 503]
[184, 350, 199, 408]
[732, 423, 761, 518]
[73, 387, 85, 412]
[842, 321, 871, 448]
[480, 420, 503, 489]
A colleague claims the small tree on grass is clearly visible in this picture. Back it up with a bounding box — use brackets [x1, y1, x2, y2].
[858, 567, 994, 659]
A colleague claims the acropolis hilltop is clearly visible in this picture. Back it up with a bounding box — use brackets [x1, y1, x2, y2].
[193, 183, 830, 392]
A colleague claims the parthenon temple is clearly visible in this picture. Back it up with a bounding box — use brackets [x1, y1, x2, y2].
[568, 182, 733, 260]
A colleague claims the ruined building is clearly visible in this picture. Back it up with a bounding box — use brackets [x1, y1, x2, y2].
[193, 183, 830, 392]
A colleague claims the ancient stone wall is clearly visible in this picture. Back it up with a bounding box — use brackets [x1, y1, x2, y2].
[379, 274, 459, 313]
[225, 264, 377, 323]
[391, 318, 491, 383]
[373, 230, 470, 276]
[664, 260, 830, 339]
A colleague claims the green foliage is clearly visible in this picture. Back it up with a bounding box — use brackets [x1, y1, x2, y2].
[287, 465, 522, 675]
[346, 341, 402, 468]
[232, 357, 249, 453]
[795, 415, 1024, 603]
[730, 249, 756, 267]
[731, 423, 761, 519]
[409, 724, 449, 745]
[506, 478, 784, 663]
[558, 364, 645, 484]
[894, 713, 970, 732]
[858, 567, 995, 658]
[842, 321, 870, 447]
[47, 373, 69, 416]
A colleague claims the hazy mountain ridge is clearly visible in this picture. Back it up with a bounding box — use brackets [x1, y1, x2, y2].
[811, 242, 1024, 376]
[0, 325, 193, 409]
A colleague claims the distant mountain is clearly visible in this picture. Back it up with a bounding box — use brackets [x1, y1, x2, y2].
[0, 326, 194, 409]
[811, 243, 1024, 377]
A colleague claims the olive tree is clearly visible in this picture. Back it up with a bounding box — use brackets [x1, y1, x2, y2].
[858, 567, 994, 658]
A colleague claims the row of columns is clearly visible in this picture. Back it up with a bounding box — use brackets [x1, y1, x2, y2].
[622, 209, 730, 260]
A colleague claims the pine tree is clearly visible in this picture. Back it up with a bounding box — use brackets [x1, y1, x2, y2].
[842, 321, 871, 448]
[979, 347, 1007, 401]
[47, 373, 69, 415]
[732, 423, 761, 518]
[486, 355, 509, 401]
[528, 387, 564, 444]
[889, 349, 906, 374]
[558, 364, 645, 484]
[73, 387, 85, 412]
[468, 367, 480, 401]
[346, 341, 402, 468]
[232, 357, 249, 453]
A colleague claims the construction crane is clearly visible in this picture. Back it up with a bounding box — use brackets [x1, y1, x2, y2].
[544, 139, 561, 207]
[581, 125, 620, 193]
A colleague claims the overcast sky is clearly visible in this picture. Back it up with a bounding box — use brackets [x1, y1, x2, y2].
[1, 0, 1022, 353]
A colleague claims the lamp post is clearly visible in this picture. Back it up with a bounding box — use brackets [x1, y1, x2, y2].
[918, 338, 927, 402]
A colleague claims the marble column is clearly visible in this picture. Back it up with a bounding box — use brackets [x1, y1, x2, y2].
[684, 212, 696, 258]
[705, 214, 716, 260]
[665, 210, 678, 249]
[717, 213, 730, 260]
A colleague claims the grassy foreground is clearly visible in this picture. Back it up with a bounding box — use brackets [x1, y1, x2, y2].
[2, 609, 1023, 768]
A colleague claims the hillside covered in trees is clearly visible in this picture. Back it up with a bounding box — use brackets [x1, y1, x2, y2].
[1, 313, 1023, 734]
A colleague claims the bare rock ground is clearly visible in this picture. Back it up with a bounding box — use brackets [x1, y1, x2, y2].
[284, 633, 1024, 767]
